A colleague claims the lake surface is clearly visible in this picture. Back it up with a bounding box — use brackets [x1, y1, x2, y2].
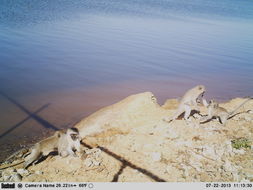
[0, 0, 253, 161]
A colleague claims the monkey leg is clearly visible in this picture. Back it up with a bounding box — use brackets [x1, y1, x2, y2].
[184, 105, 192, 120]
[59, 150, 69, 158]
[75, 144, 81, 152]
[69, 148, 77, 157]
[202, 98, 208, 107]
[24, 148, 41, 168]
[172, 107, 184, 121]
[219, 116, 227, 125]
[200, 114, 215, 124]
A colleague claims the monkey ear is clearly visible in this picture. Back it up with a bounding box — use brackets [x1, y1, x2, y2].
[70, 127, 79, 133]
[55, 131, 61, 138]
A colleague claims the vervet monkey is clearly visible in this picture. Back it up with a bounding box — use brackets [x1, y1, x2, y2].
[23, 131, 62, 168]
[4, 128, 81, 169]
[165, 85, 206, 122]
[201, 98, 253, 125]
[58, 127, 81, 157]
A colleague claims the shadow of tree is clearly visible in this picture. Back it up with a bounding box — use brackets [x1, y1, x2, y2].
[112, 163, 127, 182]
[0, 103, 50, 139]
[0, 92, 59, 139]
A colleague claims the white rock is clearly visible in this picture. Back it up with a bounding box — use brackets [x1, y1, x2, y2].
[35, 171, 43, 175]
[92, 160, 101, 166]
[240, 179, 250, 182]
[84, 158, 93, 167]
[3, 175, 11, 181]
[244, 116, 251, 121]
[165, 165, 176, 173]
[223, 161, 233, 172]
[165, 131, 179, 139]
[245, 173, 253, 178]
[181, 164, 190, 177]
[2, 168, 15, 177]
[189, 162, 202, 172]
[17, 169, 29, 176]
[202, 145, 220, 161]
[151, 152, 161, 162]
[232, 172, 240, 181]
[10, 174, 22, 182]
[233, 148, 245, 155]
[232, 116, 240, 121]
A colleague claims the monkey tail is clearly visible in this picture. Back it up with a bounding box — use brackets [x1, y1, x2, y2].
[0, 160, 24, 170]
[228, 97, 253, 117]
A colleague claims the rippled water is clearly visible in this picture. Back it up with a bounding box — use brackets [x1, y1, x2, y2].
[0, 0, 253, 161]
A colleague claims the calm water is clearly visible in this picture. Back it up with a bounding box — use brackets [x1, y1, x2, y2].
[0, 0, 253, 161]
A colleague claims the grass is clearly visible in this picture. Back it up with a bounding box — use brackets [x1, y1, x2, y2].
[231, 138, 251, 149]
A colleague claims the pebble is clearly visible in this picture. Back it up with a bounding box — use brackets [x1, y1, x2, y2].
[248, 110, 253, 114]
[84, 158, 93, 167]
[10, 174, 22, 182]
[35, 171, 43, 175]
[17, 169, 29, 176]
[3, 175, 11, 181]
[92, 160, 101, 166]
[244, 116, 251, 121]
[165, 165, 175, 173]
[240, 179, 250, 182]
[233, 149, 245, 155]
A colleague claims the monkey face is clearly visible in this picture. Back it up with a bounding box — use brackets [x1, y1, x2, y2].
[198, 85, 205, 94]
[209, 100, 218, 108]
[70, 133, 79, 141]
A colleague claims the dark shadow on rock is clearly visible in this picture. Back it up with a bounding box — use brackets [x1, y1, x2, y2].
[112, 163, 127, 182]
[81, 142, 166, 182]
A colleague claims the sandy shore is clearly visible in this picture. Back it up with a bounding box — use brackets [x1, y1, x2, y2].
[1, 92, 253, 182]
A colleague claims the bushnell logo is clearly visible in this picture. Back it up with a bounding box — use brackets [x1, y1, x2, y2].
[1, 183, 15, 189]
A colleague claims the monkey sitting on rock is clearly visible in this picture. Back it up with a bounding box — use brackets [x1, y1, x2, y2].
[164, 85, 208, 122]
[200, 98, 253, 125]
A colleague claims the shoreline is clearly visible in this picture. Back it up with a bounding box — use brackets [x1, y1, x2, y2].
[0, 84, 251, 163]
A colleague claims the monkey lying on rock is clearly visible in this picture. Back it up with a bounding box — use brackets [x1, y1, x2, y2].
[23, 127, 82, 168]
[23, 130, 61, 168]
[0, 127, 82, 170]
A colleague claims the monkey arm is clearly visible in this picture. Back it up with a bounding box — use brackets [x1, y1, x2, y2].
[202, 98, 208, 107]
